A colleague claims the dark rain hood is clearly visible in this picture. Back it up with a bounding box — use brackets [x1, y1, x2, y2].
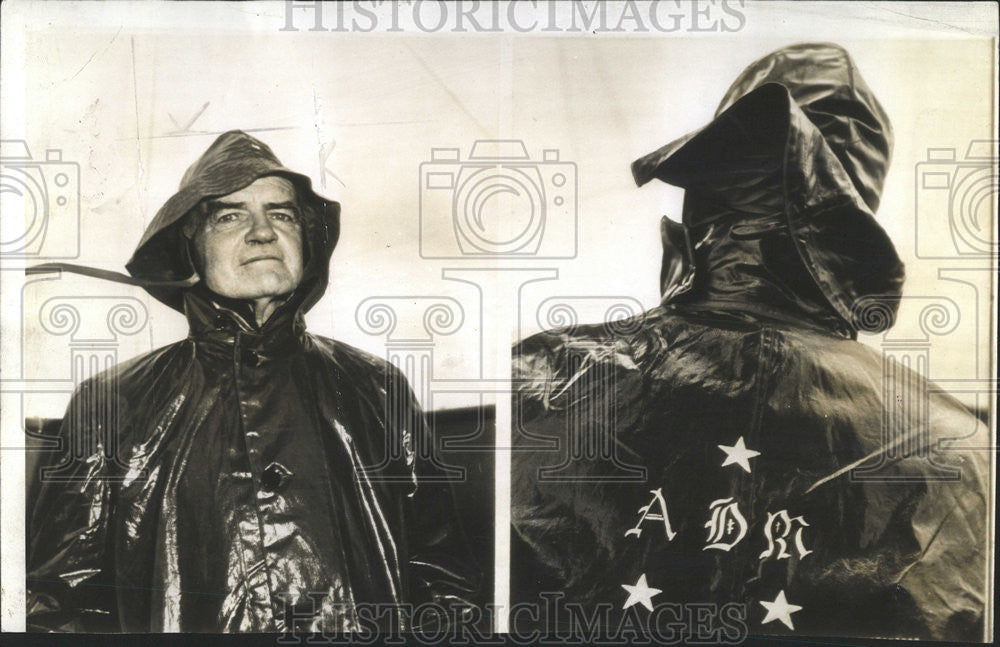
[27, 131, 480, 633]
[127, 129, 341, 318]
[632, 42, 904, 337]
[511, 44, 988, 642]
[29, 130, 341, 325]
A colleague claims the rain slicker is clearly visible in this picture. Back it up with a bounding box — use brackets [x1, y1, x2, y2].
[27, 132, 479, 632]
[511, 44, 989, 640]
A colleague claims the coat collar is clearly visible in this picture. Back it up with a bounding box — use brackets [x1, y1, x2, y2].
[184, 284, 306, 355]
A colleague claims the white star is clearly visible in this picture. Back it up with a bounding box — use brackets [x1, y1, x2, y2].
[718, 436, 761, 473]
[621, 573, 662, 612]
[759, 590, 803, 630]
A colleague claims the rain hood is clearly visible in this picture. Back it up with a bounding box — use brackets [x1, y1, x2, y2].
[126, 130, 341, 316]
[632, 43, 905, 336]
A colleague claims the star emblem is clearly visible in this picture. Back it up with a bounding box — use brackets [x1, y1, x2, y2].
[759, 590, 803, 630]
[621, 573, 662, 612]
[717, 436, 761, 473]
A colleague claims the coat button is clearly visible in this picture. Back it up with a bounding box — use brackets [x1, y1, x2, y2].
[260, 462, 292, 492]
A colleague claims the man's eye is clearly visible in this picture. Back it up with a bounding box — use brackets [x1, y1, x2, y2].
[269, 211, 299, 224]
[213, 212, 244, 224]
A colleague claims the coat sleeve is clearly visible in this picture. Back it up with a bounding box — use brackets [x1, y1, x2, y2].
[892, 399, 991, 640]
[390, 366, 483, 629]
[26, 379, 119, 632]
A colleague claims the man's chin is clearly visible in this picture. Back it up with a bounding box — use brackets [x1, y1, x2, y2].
[208, 274, 301, 301]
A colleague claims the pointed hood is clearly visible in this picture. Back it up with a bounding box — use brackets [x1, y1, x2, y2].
[125, 130, 340, 315]
[632, 43, 904, 334]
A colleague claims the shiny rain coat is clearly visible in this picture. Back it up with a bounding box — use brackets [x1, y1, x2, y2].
[511, 44, 989, 641]
[27, 132, 478, 632]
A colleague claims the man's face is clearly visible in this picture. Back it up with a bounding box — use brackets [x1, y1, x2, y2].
[193, 175, 305, 301]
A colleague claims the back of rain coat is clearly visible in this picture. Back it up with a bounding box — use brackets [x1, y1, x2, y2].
[511, 44, 989, 641]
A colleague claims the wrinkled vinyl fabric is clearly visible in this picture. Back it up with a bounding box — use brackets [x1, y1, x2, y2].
[27, 132, 478, 632]
[511, 44, 989, 640]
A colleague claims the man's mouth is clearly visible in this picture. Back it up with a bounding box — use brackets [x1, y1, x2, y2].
[242, 255, 282, 265]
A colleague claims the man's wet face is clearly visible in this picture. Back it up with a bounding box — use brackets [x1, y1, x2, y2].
[193, 176, 304, 302]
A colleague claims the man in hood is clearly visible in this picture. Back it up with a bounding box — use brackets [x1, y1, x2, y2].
[511, 44, 989, 641]
[27, 131, 479, 632]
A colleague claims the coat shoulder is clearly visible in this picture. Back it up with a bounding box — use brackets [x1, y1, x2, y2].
[515, 308, 652, 358]
[305, 333, 402, 382]
[513, 306, 682, 381]
[74, 340, 189, 394]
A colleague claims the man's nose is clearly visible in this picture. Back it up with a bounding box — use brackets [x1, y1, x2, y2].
[245, 211, 278, 244]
